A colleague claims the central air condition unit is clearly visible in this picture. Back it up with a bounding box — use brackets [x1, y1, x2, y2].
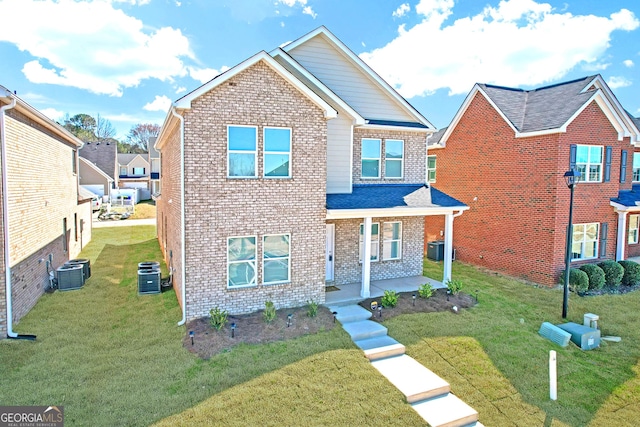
[57, 264, 84, 291]
[138, 268, 161, 294]
[66, 259, 91, 281]
[557, 322, 601, 350]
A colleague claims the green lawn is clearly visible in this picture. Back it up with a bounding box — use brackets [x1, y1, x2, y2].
[2, 228, 639, 426]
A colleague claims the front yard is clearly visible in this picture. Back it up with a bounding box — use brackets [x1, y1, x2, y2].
[1, 226, 639, 426]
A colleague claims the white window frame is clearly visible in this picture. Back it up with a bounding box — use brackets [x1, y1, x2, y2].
[262, 234, 291, 285]
[133, 167, 145, 175]
[359, 222, 379, 262]
[119, 166, 127, 176]
[227, 125, 258, 178]
[384, 139, 404, 179]
[633, 153, 640, 182]
[571, 223, 599, 261]
[383, 221, 402, 260]
[629, 215, 639, 244]
[263, 127, 292, 178]
[576, 145, 603, 183]
[427, 155, 437, 183]
[361, 138, 381, 179]
[227, 235, 257, 288]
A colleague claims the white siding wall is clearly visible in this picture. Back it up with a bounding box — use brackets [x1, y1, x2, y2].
[327, 113, 352, 193]
[288, 35, 412, 122]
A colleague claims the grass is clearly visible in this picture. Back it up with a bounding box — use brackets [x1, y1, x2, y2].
[2, 227, 640, 426]
[129, 200, 156, 219]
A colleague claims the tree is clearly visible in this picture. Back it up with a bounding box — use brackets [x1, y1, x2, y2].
[95, 114, 116, 141]
[62, 113, 117, 144]
[125, 123, 161, 152]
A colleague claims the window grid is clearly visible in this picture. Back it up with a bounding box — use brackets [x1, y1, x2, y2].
[383, 221, 402, 260]
[228, 125, 258, 178]
[384, 139, 404, 179]
[576, 145, 603, 183]
[629, 215, 639, 244]
[571, 223, 599, 260]
[227, 236, 257, 288]
[263, 234, 291, 284]
[359, 222, 380, 262]
[361, 139, 381, 179]
[263, 127, 292, 178]
[427, 155, 436, 183]
[633, 153, 640, 182]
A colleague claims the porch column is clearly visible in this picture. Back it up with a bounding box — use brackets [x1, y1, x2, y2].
[443, 213, 454, 284]
[361, 216, 372, 298]
[616, 210, 628, 261]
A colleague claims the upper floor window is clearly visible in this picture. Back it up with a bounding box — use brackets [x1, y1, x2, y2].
[572, 223, 599, 260]
[576, 145, 603, 182]
[359, 222, 379, 262]
[264, 128, 291, 178]
[385, 140, 404, 179]
[629, 215, 639, 244]
[228, 126, 257, 178]
[133, 167, 145, 175]
[227, 236, 257, 287]
[119, 166, 127, 176]
[263, 234, 290, 284]
[361, 139, 381, 179]
[633, 153, 640, 182]
[427, 155, 437, 183]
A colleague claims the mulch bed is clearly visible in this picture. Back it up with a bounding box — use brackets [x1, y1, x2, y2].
[579, 283, 640, 296]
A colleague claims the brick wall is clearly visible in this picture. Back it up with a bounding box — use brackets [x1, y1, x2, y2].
[328, 216, 424, 285]
[426, 94, 630, 286]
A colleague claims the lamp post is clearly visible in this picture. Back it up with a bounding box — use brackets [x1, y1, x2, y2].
[562, 169, 580, 319]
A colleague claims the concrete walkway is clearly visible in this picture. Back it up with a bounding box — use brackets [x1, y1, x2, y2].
[328, 303, 482, 427]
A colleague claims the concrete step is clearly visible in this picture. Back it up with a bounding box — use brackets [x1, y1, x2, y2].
[411, 393, 479, 427]
[371, 355, 450, 403]
[341, 320, 387, 341]
[327, 304, 372, 324]
[354, 336, 406, 361]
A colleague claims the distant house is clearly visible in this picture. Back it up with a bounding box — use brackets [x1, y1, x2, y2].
[148, 137, 160, 196]
[155, 26, 467, 323]
[0, 86, 92, 339]
[117, 153, 150, 191]
[79, 139, 117, 186]
[79, 156, 114, 200]
[425, 75, 640, 286]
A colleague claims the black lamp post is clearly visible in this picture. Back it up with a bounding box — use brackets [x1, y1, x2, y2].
[562, 169, 580, 319]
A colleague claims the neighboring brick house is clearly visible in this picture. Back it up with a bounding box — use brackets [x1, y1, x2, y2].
[425, 75, 640, 286]
[117, 153, 150, 191]
[155, 27, 467, 322]
[0, 86, 92, 339]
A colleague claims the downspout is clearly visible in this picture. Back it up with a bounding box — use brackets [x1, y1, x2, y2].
[171, 107, 187, 326]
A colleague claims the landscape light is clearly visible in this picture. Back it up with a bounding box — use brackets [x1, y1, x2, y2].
[231, 322, 236, 338]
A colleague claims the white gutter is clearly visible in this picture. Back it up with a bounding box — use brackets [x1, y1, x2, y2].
[171, 107, 187, 326]
[1, 93, 17, 337]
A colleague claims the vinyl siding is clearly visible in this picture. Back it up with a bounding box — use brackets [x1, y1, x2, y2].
[327, 112, 352, 193]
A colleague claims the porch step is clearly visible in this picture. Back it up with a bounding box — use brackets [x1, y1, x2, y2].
[411, 393, 479, 427]
[342, 320, 387, 341]
[327, 304, 371, 323]
[355, 336, 406, 360]
[371, 354, 450, 403]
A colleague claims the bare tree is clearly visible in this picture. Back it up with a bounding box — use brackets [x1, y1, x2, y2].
[95, 114, 116, 141]
[125, 123, 161, 152]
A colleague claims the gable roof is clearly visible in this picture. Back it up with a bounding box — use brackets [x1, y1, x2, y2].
[436, 74, 639, 147]
[79, 156, 114, 182]
[79, 140, 116, 179]
[118, 153, 147, 166]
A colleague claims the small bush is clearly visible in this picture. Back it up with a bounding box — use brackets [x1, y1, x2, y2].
[209, 307, 228, 330]
[306, 300, 318, 318]
[447, 279, 463, 295]
[263, 300, 276, 323]
[579, 264, 605, 290]
[565, 268, 588, 293]
[418, 283, 434, 299]
[619, 260, 640, 286]
[598, 260, 624, 288]
[381, 290, 398, 308]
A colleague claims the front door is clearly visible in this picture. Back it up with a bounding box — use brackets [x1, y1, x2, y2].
[325, 224, 335, 282]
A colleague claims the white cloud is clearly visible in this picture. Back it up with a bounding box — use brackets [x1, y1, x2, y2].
[360, 0, 640, 97]
[187, 66, 229, 84]
[607, 76, 632, 89]
[624, 59, 634, 67]
[582, 62, 610, 72]
[302, 6, 317, 19]
[143, 95, 172, 112]
[40, 107, 65, 122]
[393, 3, 410, 18]
[175, 86, 187, 94]
[111, 0, 151, 5]
[0, 0, 194, 97]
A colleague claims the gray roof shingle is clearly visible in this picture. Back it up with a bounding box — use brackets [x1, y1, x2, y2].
[326, 184, 466, 210]
[79, 141, 117, 180]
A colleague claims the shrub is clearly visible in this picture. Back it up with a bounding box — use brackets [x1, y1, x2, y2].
[209, 307, 228, 330]
[598, 260, 624, 288]
[565, 268, 588, 293]
[381, 290, 398, 308]
[619, 260, 640, 286]
[579, 264, 605, 290]
[418, 283, 434, 299]
[263, 300, 276, 323]
[447, 279, 463, 295]
[306, 300, 318, 318]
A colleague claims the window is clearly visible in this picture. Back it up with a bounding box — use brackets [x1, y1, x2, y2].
[227, 236, 256, 287]
[576, 145, 603, 182]
[385, 139, 404, 179]
[629, 215, 639, 244]
[633, 153, 640, 182]
[62, 218, 68, 252]
[264, 127, 291, 178]
[427, 155, 437, 183]
[572, 223, 599, 260]
[74, 213, 78, 242]
[359, 222, 379, 262]
[133, 167, 145, 175]
[228, 126, 257, 177]
[263, 234, 290, 284]
[361, 139, 381, 179]
[119, 166, 127, 176]
[383, 221, 402, 260]
[72, 150, 77, 174]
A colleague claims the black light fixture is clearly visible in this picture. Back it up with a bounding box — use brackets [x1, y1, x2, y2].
[287, 313, 293, 327]
[412, 293, 416, 306]
[332, 311, 337, 323]
[189, 330, 194, 346]
[231, 322, 236, 338]
[562, 168, 581, 319]
[378, 305, 382, 318]
[447, 289, 450, 301]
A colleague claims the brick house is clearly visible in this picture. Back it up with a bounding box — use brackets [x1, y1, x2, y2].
[0, 86, 92, 338]
[117, 153, 150, 191]
[155, 27, 467, 322]
[425, 75, 640, 286]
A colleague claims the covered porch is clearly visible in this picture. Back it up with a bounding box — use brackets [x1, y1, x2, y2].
[324, 275, 445, 306]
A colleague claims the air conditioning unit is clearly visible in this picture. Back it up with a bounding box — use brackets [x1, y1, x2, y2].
[138, 261, 160, 271]
[57, 264, 84, 291]
[557, 322, 601, 350]
[138, 269, 161, 294]
[66, 259, 91, 281]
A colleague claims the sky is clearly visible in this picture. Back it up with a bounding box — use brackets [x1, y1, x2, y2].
[0, 0, 639, 140]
